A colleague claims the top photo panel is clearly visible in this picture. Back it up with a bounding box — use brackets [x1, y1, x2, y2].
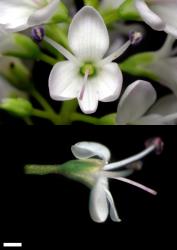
[0, 0, 177, 125]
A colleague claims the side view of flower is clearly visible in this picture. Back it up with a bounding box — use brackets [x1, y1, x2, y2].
[25, 137, 163, 222]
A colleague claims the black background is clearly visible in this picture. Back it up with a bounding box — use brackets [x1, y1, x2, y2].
[0, 126, 176, 248]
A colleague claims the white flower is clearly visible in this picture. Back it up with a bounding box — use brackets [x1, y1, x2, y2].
[100, 0, 124, 10]
[71, 139, 161, 223]
[135, 0, 177, 37]
[116, 80, 177, 125]
[0, 0, 60, 32]
[45, 6, 137, 114]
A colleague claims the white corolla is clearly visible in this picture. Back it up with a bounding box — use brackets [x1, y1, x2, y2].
[135, 0, 177, 37]
[71, 139, 162, 222]
[46, 6, 139, 114]
[116, 80, 177, 125]
[0, 0, 60, 32]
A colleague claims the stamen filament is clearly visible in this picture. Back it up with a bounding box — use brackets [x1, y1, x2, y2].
[44, 36, 79, 64]
[104, 145, 155, 170]
[113, 177, 157, 195]
[98, 40, 131, 66]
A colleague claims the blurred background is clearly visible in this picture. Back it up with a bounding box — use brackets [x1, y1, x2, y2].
[0, 126, 176, 248]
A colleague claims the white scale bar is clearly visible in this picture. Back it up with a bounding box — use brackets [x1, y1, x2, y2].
[3, 243, 22, 247]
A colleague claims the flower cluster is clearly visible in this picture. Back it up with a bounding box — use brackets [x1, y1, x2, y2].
[0, 0, 177, 124]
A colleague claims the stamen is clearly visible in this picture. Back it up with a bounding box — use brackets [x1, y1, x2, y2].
[145, 137, 164, 155]
[31, 26, 45, 42]
[113, 177, 157, 195]
[44, 36, 79, 64]
[98, 40, 131, 66]
[79, 69, 90, 100]
[98, 32, 142, 67]
[129, 31, 143, 45]
[104, 145, 155, 171]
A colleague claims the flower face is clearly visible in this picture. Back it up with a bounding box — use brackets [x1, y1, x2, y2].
[0, 0, 60, 32]
[70, 140, 160, 222]
[116, 80, 177, 125]
[135, 0, 177, 37]
[46, 6, 138, 114]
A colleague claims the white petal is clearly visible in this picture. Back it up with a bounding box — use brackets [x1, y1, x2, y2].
[94, 63, 123, 102]
[150, 3, 177, 37]
[68, 6, 109, 61]
[149, 58, 177, 95]
[0, 0, 34, 30]
[117, 80, 157, 125]
[78, 82, 98, 114]
[28, 0, 60, 26]
[49, 61, 82, 101]
[89, 177, 109, 223]
[135, 0, 165, 31]
[137, 114, 177, 125]
[148, 94, 177, 116]
[104, 187, 121, 222]
[71, 142, 111, 162]
[135, 114, 164, 125]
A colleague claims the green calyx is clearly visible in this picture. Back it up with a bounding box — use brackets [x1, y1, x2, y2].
[80, 63, 96, 77]
[25, 159, 103, 187]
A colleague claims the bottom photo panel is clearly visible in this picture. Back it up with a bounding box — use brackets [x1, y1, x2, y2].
[0, 126, 176, 249]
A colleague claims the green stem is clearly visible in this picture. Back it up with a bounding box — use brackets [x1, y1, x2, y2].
[60, 99, 78, 124]
[71, 113, 100, 125]
[38, 53, 57, 65]
[31, 88, 55, 114]
[32, 109, 62, 124]
[25, 164, 60, 175]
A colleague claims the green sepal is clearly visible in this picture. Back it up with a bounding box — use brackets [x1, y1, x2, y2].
[59, 159, 102, 186]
